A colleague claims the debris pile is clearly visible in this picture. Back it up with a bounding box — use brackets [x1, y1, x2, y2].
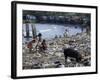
[23, 32, 91, 69]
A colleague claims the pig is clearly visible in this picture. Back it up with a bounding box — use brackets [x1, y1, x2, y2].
[63, 48, 83, 63]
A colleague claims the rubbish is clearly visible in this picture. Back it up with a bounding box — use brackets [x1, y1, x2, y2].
[23, 31, 91, 69]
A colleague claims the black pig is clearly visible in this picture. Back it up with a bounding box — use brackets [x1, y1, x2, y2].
[63, 48, 82, 63]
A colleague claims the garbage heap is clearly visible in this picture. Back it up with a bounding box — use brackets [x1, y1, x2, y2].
[23, 32, 91, 69]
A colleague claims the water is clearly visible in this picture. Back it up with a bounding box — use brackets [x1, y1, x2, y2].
[22, 23, 86, 42]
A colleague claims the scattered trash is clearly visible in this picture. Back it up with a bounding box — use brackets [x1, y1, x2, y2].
[23, 32, 91, 69]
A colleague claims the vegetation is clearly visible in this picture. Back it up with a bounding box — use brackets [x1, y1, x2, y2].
[23, 10, 90, 27]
